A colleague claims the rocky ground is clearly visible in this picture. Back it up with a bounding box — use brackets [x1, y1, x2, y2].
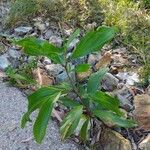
[0, 1, 150, 150]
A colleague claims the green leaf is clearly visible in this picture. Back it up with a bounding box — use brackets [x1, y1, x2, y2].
[21, 87, 61, 128]
[54, 82, 72, 92]
[6, 66, 35, 84]
[28, 87, 60, 110]
[80, 117, 90, 141]
[60, 105, 83, 140]
[75, 63, 90, 73]
[90, 91, 122, 115]
[59, 97, 81, 108]
[15, 37, 63, 63]
[71, 26, 116, 59]
[75, 114, 87, 133]
[42, 41, 64, 64]
[93, 109, 137, 128]
[65, 29, 80, 49]
[33, 92, 61, 143]
[87, 67, 109, 93]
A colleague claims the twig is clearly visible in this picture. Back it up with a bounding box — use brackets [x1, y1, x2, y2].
[21, 137, 33, 143]
[64, 65, 82, 101]
[52, 109, 63, 122]
[37, 67, 42, 86]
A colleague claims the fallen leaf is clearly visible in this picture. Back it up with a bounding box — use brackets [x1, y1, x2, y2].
[134, 94, 150, 130]
[111, 53, 129, 68]
[33, 68, 54, 86]
[116, 72, 139, 86]
[95, 51, 112, 70]
[52, 109, 63, 122]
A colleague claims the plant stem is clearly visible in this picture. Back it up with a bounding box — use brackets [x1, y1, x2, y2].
[63, 64, 93, 117]
[64, 65, 82, 101]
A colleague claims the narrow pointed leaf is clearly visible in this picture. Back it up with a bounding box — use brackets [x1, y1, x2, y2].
[60, 106, 83, 140]
[90, 91, 122, 115]
[87, 67, 109, 93]
[80, 117, 90, 141]
[75, 115, 87, 133]
[33, 92, 61, 143]
[71, 26, 116, 59]
[65, 29, 80, 49]
[59, 97, 81, 108]
[21, 87, 61, 128]
[94, 109, 137, 128]
[15, 37, 63, 63]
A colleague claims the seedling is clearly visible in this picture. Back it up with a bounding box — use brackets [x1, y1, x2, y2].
[15, 26, 136, 143]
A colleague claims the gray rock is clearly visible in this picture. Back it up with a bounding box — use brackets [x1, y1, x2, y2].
[102, 73, 119, 91]
[116, 72, 139, 86]
[57, 71, 75, 83]
[49, 35, 62, 47]
[0, 82, 81, 150]
[133, 94, 150, 131]
[8, 48, 21, 59]
[0, 54, 10, 70]
[72, 56, 87, 66]
[34, 22, 46, 31]
[0, 44, 5, 54]
[45, 64, 65, 77]
[57, 71, 68, 82]
[139, 134, 150, 150]
[97, 129, 132, 150]
[14, 26, 33, 36]
[44, 29, 54, 40]
[114, 85, 133, 111]
[88, 53, 101, 65]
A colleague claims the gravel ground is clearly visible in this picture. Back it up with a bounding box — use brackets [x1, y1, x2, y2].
[0, 82, 81, 150]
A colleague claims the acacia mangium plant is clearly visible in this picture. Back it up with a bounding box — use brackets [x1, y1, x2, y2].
[15, 26, 136, 143]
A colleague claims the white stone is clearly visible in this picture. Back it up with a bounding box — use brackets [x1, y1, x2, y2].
[116, 72, 139, 86]
[139, 134, 150, 150]
[0, 54, 10, 70]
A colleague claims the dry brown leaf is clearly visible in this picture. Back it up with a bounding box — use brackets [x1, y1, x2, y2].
[76, 69, 92, 81]
[111, 53, 128, 65]
[95, 51, 112, 70]
[33, 68, 54, 86]
[134, 94, 150, 131]
[52, 109, 63, 122]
